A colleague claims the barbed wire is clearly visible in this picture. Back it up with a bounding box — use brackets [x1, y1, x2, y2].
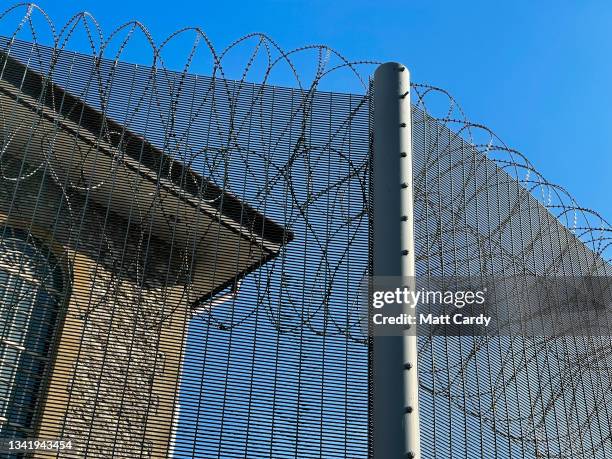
[0, 4, 610, 458]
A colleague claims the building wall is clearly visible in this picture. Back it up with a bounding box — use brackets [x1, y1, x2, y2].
[0, 157, 190, 457]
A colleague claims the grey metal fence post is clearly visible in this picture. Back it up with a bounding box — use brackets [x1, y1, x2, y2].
[371, 62, 421, 459]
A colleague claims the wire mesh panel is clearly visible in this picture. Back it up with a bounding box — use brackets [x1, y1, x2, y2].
[0, 34, 371, 458]
[0, 6, 611, 459]
[410, 103, 612, 459]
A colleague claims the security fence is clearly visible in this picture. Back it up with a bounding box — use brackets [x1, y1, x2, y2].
[0, 4, 610, 458]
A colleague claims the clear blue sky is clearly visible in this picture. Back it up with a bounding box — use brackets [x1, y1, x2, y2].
[2, 1, 611, 225]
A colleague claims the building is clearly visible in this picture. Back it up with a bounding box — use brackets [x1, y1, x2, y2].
[0, 50, 291, 457]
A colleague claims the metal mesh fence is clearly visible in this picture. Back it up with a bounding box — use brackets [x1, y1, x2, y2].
[0, 32, 371, 458]
[0, 5, 610, 458]
[411, 104, 612, 458]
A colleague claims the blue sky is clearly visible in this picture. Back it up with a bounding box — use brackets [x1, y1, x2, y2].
[1, 0, 610, 225]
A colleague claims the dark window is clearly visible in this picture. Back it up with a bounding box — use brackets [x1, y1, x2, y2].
[0, 228, 65, 441]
